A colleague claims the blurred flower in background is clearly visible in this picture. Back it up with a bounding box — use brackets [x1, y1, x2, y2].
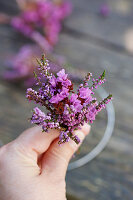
[0, 0, 72, 85]
[11, 0, 72, 49]
[3, 44, 86, 87]
[100, 3, 110, 17]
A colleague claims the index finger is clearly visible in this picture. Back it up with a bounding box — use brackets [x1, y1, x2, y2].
[14, 126, 60, 156]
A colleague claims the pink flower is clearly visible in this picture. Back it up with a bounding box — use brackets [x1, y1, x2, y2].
[26, 55, 112, 144]
[49, 87, 69, 104]
[49, 75, 57, 87]
[57, 69, 67, 80]
[79, 87, 92, 99]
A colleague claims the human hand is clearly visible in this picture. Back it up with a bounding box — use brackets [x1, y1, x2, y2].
[0, 124, 90, 200]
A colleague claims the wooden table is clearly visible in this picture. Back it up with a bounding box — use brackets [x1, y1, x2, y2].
[0, 0, 133, 199]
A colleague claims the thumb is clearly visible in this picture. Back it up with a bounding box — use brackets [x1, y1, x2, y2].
[41, 123, 91, 179]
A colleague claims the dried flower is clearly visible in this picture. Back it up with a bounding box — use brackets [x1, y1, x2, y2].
[26, 55, 112, 144]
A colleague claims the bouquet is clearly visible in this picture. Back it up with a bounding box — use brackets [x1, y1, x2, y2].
[26, 55, 112, 144]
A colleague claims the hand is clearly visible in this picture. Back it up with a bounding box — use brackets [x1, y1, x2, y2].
[0, 124, 90, 200]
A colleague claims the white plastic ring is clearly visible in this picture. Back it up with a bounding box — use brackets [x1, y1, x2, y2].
[68, 86, 115, 171]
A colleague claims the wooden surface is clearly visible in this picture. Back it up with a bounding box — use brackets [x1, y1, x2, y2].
[0, 0, 133, 200]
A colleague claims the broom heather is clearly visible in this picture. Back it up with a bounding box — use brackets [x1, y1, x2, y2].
[26, 55, 112, 144]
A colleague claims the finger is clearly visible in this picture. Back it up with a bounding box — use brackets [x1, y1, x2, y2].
[41, 123, 91, 178]
[12, 126, 60, 158]
[0, 127, 60, 178]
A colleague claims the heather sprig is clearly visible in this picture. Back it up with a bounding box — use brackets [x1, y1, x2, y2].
[26, 55, 112, 144]
[91, 70, 106, 89]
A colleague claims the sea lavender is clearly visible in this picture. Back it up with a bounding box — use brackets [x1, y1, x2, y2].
[26, 55, 112, 144]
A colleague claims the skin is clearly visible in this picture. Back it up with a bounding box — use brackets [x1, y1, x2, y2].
[0, 124, 90, 200]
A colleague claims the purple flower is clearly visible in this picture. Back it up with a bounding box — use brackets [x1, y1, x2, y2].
[62, 79, 72, 87]
[70, 93, 78, 103]
[100, 4, 110, 17]
[42, 121, 48, 132]
[26, 55, 112, 145]
[31, 107, 46, 125]
[56, 69, 72, 88]
[49, 87, 69, 104]
[60, 87, 69, 98]
[70, 94, 82, 112]
[49, 93, 61, 104]
[85, 106, 97, 122]
[11, 0, 72, 48]
[79, 87, 92, 99]
[59, 131, 70, 143]
[49, 75, 57, 87]
[57, 69, 67, 80]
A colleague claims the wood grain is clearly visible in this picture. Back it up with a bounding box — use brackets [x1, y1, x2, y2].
[64, 0, 133, 56]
